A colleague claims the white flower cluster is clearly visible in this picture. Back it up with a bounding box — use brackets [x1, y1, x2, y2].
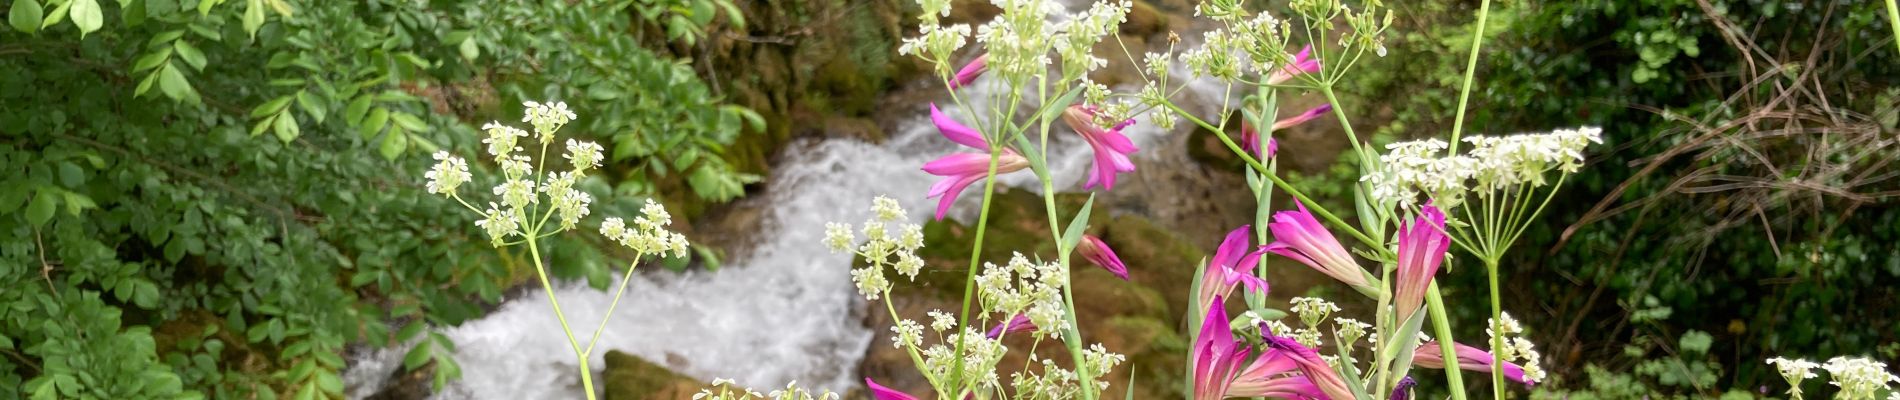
[425, 151, 471, 195]
[1485, 312, 1547, 383]
[976, 253, 1067, 339]
[1365, 127, 1603, 209]
[898, 0, 972, 74]
[1050, 1, 1132, 77]
[1767, 357, 1821, 399]
[434, 101, 611, 246]
[920, 326, 1007, 391]
[1333, 317, 1371, 346]
[692, 379, 839, 400]
[598, 199, 690, 258]
[827, 196, 925, 300]
[1822, 357, 1899, 400]
[522, 100, 576, 143]
[1289, 297, 1341, 327]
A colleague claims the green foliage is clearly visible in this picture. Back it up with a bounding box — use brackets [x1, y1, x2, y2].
[1338, 0, 1900, 394]
[1, 0, 754, 397]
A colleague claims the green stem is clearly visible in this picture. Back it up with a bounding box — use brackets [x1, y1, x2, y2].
[1485, 258, 1505, 399]
[1163, 101, 1382, 249]
[1886, 0, 1900, 54]
[1426, 283, 1469, 400]
[949, 146, 1005, 392]
[1447, 0, 1494, 155]
[583, 257, 644, 356]
[1042, 181, 1095, 400]
[1318, 86, 1367, 159]
[526, 236, 595, 400]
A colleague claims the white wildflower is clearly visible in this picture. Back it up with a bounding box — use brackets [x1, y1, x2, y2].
[564, 139, 604, 173]
[425, 151, 471, 195]
[481, 122, 529, 157]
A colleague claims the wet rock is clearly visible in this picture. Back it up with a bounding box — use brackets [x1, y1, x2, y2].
[602, 350, 709, 400]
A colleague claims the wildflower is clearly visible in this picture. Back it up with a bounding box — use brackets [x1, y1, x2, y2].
[922, 151, 1030, 220]
[1821, 357, 1897, 400]
[474, 203, 521, 245]
[948, 54, 988, 89]
[564, 139, 604, 174]
[1262, 333, 1356, 399]
[985, 314, 1036, 339]
[1266, 45, 1320, 85]
[823, 223, 854, 253]
[1190, 296, 1252, 400]
[425, 151, 471, 195]
[522, 100, 577, 142]
[1391, 376, 1417, 400]
[1195, 226, 1269, 314]
[482, 122, 529, 157]
[1075, 234, 1129, 280]
[1237, 104, 1332, 159]
[1394, 204, 1450, 324]
[864, 378, 921, 400]
[1766, 357, 1820, 399]
[1061, 105, 1139, 191]
[1265, 201, 1377, 295]
[1413, 341, 1539, 385]
[930, 103, 990, 150]
[494, 179, 538, 210]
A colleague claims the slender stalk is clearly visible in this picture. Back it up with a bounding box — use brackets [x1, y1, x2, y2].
[1886, 0, 1900, 54]
[1425, 283, 1469, 400]
[526, 237, 594, 400]
[1163, 101, 1382, 249]
[949, 145, 1005, 392]
[1485, 258, 1505, 399]
[1447, 0, 1494, 155]
[583, 257, 645, 356]
[1318, 86, 1367, 159]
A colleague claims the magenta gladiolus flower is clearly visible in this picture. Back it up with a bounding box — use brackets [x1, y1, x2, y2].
[1263, 334, 1357, 399]
[1267, 45, 1321, 85]
[931, 103, 989, 150]
[1077, 234, 1130, 280]
[948, 54, 989, 90]
[1193, 297, 1335, 400]
[924, 150, 1029, 220]
[1391, 376, 1417, 400]
[1265, 201, 1375, 294]
[1061, 105, 1139, 191]
[1196, 226, 1269, 314]
[1414, 341, 1536, 385]
[985, 314, 1035, 339]
[866, 378, 922, 400]
[1238, 104, 1333, 159]
[1393, 204, 1450, 324]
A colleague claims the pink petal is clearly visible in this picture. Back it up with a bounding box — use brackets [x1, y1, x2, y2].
[866, 378, 923, 400]
[931, 103, 990, 150]
[948, 54, 988, 90]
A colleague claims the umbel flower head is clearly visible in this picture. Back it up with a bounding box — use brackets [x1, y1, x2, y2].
[424, 100, 687, 254]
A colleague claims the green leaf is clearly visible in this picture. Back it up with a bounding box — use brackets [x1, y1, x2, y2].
[9, 0, 43, 34]
[249, 114, 276, 137]
[187, 23, 220, 40]
[70, 0, 102, 36]
[158, 63, 191, 101]
[457, 36, 478, 60]
[378, 126, 407, 160]
[344, 95, 372, 125]
[273, 111, 299, 143]
[389, 112, 429, 132]
[198, 0, 219, 16]
[251, 95, 293, 118]
[173, 40, 207, 71]
[359, 107, 388, 139]
[38, 0, 69, 29]
[1059, 193, 1096, 254]
[132, 48, 172, 73]
[242, 0, 263, 39]
[296, 90, 325, 124]
[401, 340, 432, 371]
[55, 161, 83, 187]
[26, 189, 58, 228]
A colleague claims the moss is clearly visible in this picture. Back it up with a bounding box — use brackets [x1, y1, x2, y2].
[601, 350, 706, 400]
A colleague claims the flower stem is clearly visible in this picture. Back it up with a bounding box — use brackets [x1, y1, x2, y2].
[1886, 0, 1900, 54]
[1163, 101, 1381, 249]
[1041, 179, 1095, 400]
[526, 236, 595, 400]
[1447, 0, 1493, 155]
[1425, 283, 1469, 400]
[950, 146, 1005, 392]
[1485, 257, 1505, 399]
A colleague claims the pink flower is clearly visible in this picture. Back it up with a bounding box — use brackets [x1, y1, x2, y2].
[1413, 341, 1537, 386]
[948, 54, 989, 90]
[1196, 226, 1269, 314]
[985, 314, 1035, 339]
[931, 103, 989, 150]
[1265, 201, 1374, 294]
[924, 151, 1029, 220]
[1194, 297, 1333, 400]
[1262, 334, 1356, 399]
[1238, 104, 1333, 159]
[1077, 234, 1129, 280]
[1061, 105, 1139, 191]
[1267, 45, 1321, 85]
[865, 378, 922, 400]
[1393, 204, 1449, 324]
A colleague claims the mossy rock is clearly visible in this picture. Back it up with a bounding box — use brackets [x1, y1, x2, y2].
[602, 350, 707, 400]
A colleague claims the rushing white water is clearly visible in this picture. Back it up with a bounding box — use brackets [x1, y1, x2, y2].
[341, 76, 1194, 399]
